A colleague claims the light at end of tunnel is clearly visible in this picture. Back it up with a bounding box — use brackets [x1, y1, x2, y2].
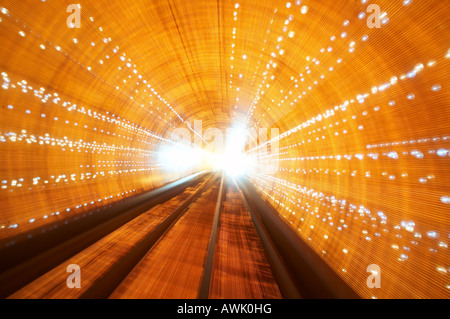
[216, 152, 252, 177]
[157, 143, 203, 173]
[214, 126, 254, 177]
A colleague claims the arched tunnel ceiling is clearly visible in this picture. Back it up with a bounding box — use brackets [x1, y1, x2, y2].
[0, 0, 449, 299]
[2, 0, 446, 136]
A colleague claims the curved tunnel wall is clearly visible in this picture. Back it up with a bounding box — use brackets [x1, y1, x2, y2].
[0, 0, 449, 299]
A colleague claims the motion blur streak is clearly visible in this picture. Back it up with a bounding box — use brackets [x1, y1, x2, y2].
[0, 0, 449, 299]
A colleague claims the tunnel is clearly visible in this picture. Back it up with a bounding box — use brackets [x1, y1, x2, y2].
[0, 0, 449, 302]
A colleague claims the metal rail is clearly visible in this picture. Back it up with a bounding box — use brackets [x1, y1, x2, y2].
[0, 171, 210, 298]
[237, 178, 360, 299]
[235, 178, 302, 299]
[198, 174, 225, 299]
[81, 174, 219, 299]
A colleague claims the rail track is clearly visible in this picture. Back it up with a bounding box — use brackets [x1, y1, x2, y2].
[2, 172, 358, 299]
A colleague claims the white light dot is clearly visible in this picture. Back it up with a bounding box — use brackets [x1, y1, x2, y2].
[427, 231, 439, 238]
[441, 196, 450, 204]
[431, 84, 441, 92]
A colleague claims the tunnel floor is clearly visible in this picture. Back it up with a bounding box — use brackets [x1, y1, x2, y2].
[5, 174, 296, 299]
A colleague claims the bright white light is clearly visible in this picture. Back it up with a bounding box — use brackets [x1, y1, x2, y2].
[215, 126, 254, 177]
[218, 152, 251, 177]
[157, 143, 202, 173]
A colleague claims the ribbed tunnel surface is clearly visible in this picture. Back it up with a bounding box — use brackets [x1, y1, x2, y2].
[0, 0, 449, 300]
